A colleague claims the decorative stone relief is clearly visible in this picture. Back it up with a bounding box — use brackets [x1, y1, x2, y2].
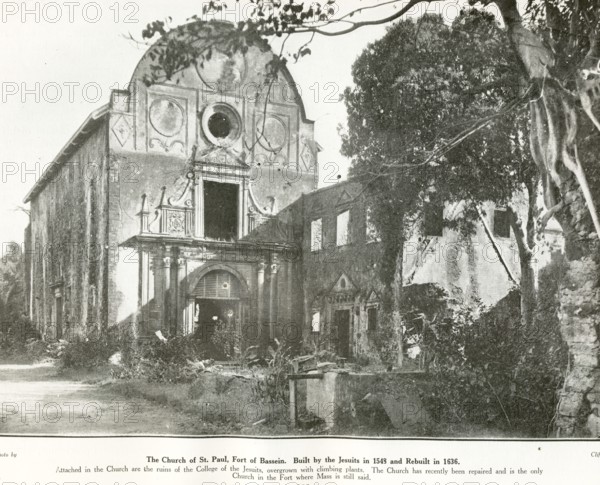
[327, 273, 359, 303]
[247, 188, 271, 232]
[256, 114, 288, 152]
[167, 211, 186, 235]
[149, 98, 184, 137]
[111, 115, 131, 147]
[196, 49, 247, 91]
[167, 171, 195, 208]
[140, 178, 195, 237]
[147, 96, 187, 155]
[300, 136, 317, 172]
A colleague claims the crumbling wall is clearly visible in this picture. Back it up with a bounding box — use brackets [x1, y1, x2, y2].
[305, 371, 430, 432]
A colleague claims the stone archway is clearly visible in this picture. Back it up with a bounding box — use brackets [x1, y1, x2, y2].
[187, 263, 249, 299]
[186, 264, 250, 357]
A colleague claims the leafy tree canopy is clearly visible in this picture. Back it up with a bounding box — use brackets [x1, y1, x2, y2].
[341, 10, 535, 286]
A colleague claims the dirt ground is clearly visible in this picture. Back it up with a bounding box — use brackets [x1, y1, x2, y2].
[0, 359, 515, 437]
[0, 360, 203, 435]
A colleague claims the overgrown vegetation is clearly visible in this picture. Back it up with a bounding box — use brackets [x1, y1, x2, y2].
[0, 247, 41, 362]
[423, 258, 568, 437]
[112, 334, 209, 383]
[56, 336, 117, 370]
[250, 342, 292, 404]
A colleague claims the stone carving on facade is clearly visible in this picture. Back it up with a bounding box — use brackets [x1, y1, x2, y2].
[326, 273, 359, 304]
[255, 114, 288, 152]
[111, 115, 131, 147]
[247, 185, 273, 232]
[140, 178, 195, 237]
[192, 143, 248, 172]
[300, 136, 318, 172]
[167, 211, 186, 235]
[147, 96, 187, 155]
[195, 48, 247, 91]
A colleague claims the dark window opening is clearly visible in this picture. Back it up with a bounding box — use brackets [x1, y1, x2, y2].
[424, 204, 443, 237]
[204, 181, 238, 241]
[367, 307, 377, 332]
[493, 209, 510, 238]
[208, 112, 232, 139]
[334, 309, 351, 358]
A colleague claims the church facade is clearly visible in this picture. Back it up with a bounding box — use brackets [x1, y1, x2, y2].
[24, 23, 317, 350]
[23, 22, 557, 360]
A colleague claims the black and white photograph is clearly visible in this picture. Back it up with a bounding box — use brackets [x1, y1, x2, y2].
[0, 0, 599, 446]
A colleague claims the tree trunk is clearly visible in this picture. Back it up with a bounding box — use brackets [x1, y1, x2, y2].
[553, 176, 600, 436]
[507, 177, 538, 327]
[392, 245, 404, 368]
[491, 0, 600, 436]
[507, 211, 536, 327]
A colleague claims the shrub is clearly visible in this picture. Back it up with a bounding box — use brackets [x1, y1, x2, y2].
[208, 320, 239, 360]
[251, 341, 292, 404]
[423, 260, 568, 437]
[115, 334, 210, 383]
[0, 315, 40, 357]
[59, 337, 118, 370]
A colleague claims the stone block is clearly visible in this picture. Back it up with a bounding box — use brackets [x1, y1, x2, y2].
[305, 371, 430, 432]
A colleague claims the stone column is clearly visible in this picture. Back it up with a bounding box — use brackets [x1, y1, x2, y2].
[162, 256, 171, 335]
[194, 178, 204, 238]
[257, 261, 266, 347]
[286, 258, 294, 337]
[238, 182, 244, 239]
[268, 256, 279, 340]
[242, 179, 249, 236]
[176, 257, 186, 336]
[138, 246, 150, 337]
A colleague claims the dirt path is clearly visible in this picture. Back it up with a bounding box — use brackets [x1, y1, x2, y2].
[0, 361, 199, 435]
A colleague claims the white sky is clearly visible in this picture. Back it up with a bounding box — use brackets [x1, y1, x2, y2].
[0, 0, 486, 247]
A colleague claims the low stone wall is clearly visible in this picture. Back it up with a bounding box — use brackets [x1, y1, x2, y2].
[305, 370, 430, 432]
[188, 372, 287, 426]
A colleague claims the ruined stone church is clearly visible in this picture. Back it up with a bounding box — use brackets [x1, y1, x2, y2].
[23, 21, 559, 361]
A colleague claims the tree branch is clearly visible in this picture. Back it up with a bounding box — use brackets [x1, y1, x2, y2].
[283, 0, 436, 37]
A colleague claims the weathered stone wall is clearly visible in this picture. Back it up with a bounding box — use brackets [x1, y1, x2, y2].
[406, 200, 521, 306]
[304, 371, 430, 432]
[28, 124, 109, 340]
[294, 180, 558, 362]
[296, 181, 385, 359]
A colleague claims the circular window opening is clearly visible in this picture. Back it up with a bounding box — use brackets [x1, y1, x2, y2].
[208, 112, 232, 139]
[201, 103, 242, 147]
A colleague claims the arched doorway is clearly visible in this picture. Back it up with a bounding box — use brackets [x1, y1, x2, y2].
[191, 269, 245, 357]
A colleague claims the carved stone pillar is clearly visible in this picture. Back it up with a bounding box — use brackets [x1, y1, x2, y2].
[257, 261, 266, 346]
[286, 259, 293, 328]
[162, 256, 171, 335]
[242, 180, 249, 236]
[268, 256, 279, 340]
[194, 177, 204, 238]
[138, 195, 150, 233]
[238, 183, 244, 239]
[176, 257, 186, 336]
[138, 246, 150, 337]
